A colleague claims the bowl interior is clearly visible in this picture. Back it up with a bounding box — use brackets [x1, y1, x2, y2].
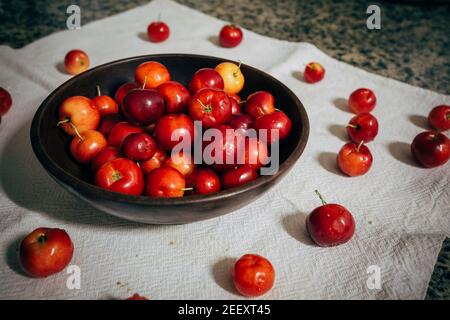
[32, 54, 308, 204]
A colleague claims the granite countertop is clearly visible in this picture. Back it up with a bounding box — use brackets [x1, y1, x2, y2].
[0, 0, 448, 299]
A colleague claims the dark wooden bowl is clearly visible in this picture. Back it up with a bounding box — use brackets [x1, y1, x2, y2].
[30, 54, 309, 224]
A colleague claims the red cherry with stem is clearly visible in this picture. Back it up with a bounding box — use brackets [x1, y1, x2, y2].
[121, 132, 157, 161]
[337, 141, 373, 176]
[245, 91, 275, 119]
[147, 20, 170, 43]
[189, 68, 224, 95]
[144, 167, 186, 198]
[346, 113, 379, 144]
[92, 85, 118, 117]
[189, 88, 232, 128]
[306, 190, 356, 247]
[411, 131, 450, 168]
[186, 168, 221, 195]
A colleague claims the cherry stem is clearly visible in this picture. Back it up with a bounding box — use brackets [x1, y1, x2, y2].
[447, 113, 450, 120]
[315, 190, 327, 205]
[433, 130, 442, 142]
[356, 140, 364, 152]
[96, 85, 101, 97]
[233, 60, 242, 77]
[196, 99, 212, 113]
[347, 123, 358, 129]
[57, 119, 83, 141]
[238, 100, 246, 105]
[157, 13, 161, 22]
[181, 187, 194, 191]
[142, 76, 148, 89]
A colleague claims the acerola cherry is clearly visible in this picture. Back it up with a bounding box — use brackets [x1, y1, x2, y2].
[304, 62, 325, 83]
[58, 96, 100, 136]
[153, 114, 194, 150]
[98, 114, 124, 137]
[189, 68, 224, 95]
[245, 91, 275, 119]
[219, 25, 243, 48]
[122, 89, 165, 126]
[337, 141, 373, 176]
[92, 85, 118, 117]
[157, 81, 191, 114]
[348, 88, 376, 114]
[346, 113, 379, 144]
[228, 94, 242, 115]
[0, 87, 12, 117]
[70, 129, 107, 164]
[114, 82, 139, 105]
[107, 122, 143, 148]
[91, 146, 120, 172]
[121, 132, 157, 161]
[306, 190, 356, 247]
[254, 110, 292, 144]
[186, 168, 221, 195]
[147, 21, 170, 43]
[428, 105, 450, 131]
[214, 62, 245, 95]
[411, 131, 450, 168]
[232, 254, 275, 297]
[135, 61, 171, 89]
[139, 147, 167, 175]
[221, 165, 258, 189]
[64, 49, 89, 75]
[145, 166, 186, 198]
[95, 158, 144, 196]
[163, 151, 195, 177]
[228, 113, 254, 131]
[189, 88, 232, 128]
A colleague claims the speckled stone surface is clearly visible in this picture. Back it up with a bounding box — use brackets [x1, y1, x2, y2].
[0, 0, 448, 299]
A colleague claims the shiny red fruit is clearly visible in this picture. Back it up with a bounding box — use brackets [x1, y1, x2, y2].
[20, 228, 74, 277]
[139, 147, 167, 174]
[346, 113, 379, 144]
[163, 151, 195, 177]
[58, 96, 100, 136]
[232, 254, 275, 297]
[91, 146, 120, 172]
[228, 94, 242, 114]
[221, 165, 258, 189]
[107, 122, 143, 148]
[253, 110, 292, 144]
[0, 87, 12, 117]
[189, 68, 224, 95]
[186, 168, 221, 195]
[135, 61, 171, 89]
[121, 132, 157, 161]
[92, 90, 119, 117]
[153, 114, 195, 150]
[126, 293, 149, 300]
[228, 113, 254, 131]
[306, 191, 355, 247]
[95, 158, 144, 195]
[337, 142, 373, 176]
[122, 89, 164, 126]
[64, 49, 89, 75]
[245, 91, 275, 119]
[348, 88, 376, 114]
[70, 130, 107, 164]
[241, 137, 269, 169]
[203, 125, 239, 172]
[157, 81, 191, 114]
[145, 166, 185, 198]
[114, 82, 139, 105]
[190, 88, 232, 128]
[304, 62, 325, 83]
[411, 131, 450, 168]
[428, 105, 450, 131]
[219, 25, 243, 48]
[98, 114, 124, 137]
[147, 21, 170, 43]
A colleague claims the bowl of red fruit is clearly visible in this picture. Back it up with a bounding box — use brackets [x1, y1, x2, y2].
[30, 54, 309, 224]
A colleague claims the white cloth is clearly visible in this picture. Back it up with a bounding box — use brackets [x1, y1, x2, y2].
[0, 0, 448, 300]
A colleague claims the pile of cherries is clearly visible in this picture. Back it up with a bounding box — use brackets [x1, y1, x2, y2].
[57, 60, 293, 198]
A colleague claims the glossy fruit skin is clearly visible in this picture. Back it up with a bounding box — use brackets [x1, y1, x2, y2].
[304, 62, 325, 83]
[92, 95, 119, 117]
[135, 61, 171, 89]
[219, 25, 243, 48]
[58, 96, 100, 136]
[189, 88, 232, 128]
[253, 110, 292, 144]
[229, 94, 242, 115]
[221, 165, 258, 189]
[153, 114, 195, 150]
[186, 168, 221, 195]
[346, 113, 379, 144]
[145, 166, 185, 198]
[0, 87, 12, 116]
[126, 293, 149, 300]
[91, 146, 120, 172]
[70, 130, 107, 164]
[114, 82, 139, 105]
[411, 131, 450, 168]
[337, 142, 373, 176]
[428, 105, 450, 131]
[189, 68, 224, 95]
[157, 81, 191, 114]
[203, 125, 239, 172]
[228, 113, 254, 131]
[163, 151, 195, 177]
[215, 62, 245, 95]
[19, 228, 74, 278]
[348, 88, 376, 114]
[122, 89, 165, 126]
[107, 122, 143, 148]
[232, 254, 275, 297]
[139, 147, 167, 174]
[147, 21, 170, 43]
[241, 137, 269, 169]
[64, 49, 89, 75]
[245, 91, 275, 119]
[121, 132, 157, 161]
[306, 204, 355, 247]
[98, 114, 124, 137]
[95, 158, 144, 195]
